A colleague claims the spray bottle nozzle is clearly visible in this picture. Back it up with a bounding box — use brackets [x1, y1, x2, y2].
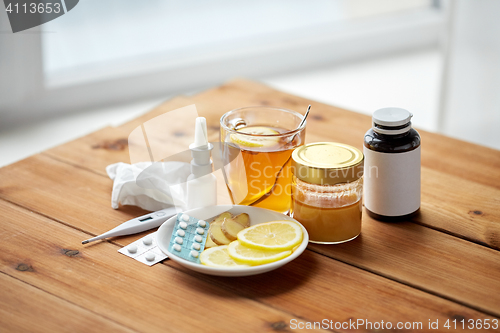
[190, 117, 208, 150]
[189, 117, 213, 177]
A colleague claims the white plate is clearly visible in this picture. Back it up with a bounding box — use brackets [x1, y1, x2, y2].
[156, 205, 309, 277]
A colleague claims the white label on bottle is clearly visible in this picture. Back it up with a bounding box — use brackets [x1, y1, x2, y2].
[363, 146, 420, 216]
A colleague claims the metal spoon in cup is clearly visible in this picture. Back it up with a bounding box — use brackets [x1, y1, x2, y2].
[289, 104, 310, 143]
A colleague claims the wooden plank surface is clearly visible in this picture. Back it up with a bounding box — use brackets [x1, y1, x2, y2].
[44, 80, 500, 249]
[0, 153, 499, 319]
[44, 126, 500, 250]
[0, 273, 134, 333]
[0, 200, 496, 333]
[0, 201, 323, 333]
[418, 167, 500, 249]
[44, 126, 133, 177]
[1, 79, 499, 332]
[0, 154, 148, 239]
[309, 218, 500, 316]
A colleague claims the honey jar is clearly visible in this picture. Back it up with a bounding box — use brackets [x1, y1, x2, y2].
[290, 142, 364, 244]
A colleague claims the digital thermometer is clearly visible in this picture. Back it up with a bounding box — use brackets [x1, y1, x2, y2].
[82, 207, 177, 244]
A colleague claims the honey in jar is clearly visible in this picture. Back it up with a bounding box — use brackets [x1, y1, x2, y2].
[290, 142, 364, 244]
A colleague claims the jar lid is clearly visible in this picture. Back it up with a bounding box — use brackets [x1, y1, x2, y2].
[372, 108, 413, 135]
[373, 107, 412, 126]
[291, 142, 364, 185]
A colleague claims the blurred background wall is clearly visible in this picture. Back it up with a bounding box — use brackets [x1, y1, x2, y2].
[0, 0, 499, 167]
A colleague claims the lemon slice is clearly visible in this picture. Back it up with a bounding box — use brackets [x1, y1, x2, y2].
[237, 221, 303, 251]
[199, 245, 249, 268]
[227, 241, 292, 265]
[230, 126, 280, 148]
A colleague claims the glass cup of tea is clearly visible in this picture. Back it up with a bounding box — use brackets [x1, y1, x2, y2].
[220, 106, 306, 214]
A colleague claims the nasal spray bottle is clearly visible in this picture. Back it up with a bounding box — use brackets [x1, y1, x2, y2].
[186, 117, 217, 210]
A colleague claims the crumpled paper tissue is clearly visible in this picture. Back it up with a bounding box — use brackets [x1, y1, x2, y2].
[106, 161, 191, 212]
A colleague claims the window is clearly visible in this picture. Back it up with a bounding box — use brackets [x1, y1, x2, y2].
[1, 0, 443, 125]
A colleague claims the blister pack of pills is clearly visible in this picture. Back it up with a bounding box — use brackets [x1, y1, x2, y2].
[168, 213, 209, 264]
[118, 231, 168, 266]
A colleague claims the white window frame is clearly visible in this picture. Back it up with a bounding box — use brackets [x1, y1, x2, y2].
[0, 1, 445, 127]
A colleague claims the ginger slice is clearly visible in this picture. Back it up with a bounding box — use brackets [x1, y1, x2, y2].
[233, 213, 250, 228]
[210, 212, 233, 225]
[205, 233, 218, 249]
[221, 218, 245, 241]
[209, 221, 232, 245]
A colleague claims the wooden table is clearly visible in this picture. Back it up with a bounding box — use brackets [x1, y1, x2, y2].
[1, 80, 499, 332]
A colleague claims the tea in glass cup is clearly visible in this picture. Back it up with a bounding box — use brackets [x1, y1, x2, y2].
[220, 107, 306, 214]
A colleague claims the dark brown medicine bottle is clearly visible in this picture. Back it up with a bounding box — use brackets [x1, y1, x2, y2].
[363, 107, 421, 221]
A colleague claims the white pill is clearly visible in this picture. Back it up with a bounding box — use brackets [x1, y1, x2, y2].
[173, 244, 182, 251]
[192, 243, 201, 250]
[181, 214, 190, 222]
[127, 244, 138, 253]
[179, 222, 188, 229]
[175, 237, 183, 245]
[190, 250, 199, 258]
[145, 252, 155, 261]
[196, 228, 204, 235]
[194, 235, 202, 243]
[176, 230, 185, 237]
[198, 220, 207, 228]
[143, 236, 153, 245]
